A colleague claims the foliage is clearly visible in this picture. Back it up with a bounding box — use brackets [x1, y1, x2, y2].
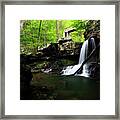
[20, 20, 99, 54]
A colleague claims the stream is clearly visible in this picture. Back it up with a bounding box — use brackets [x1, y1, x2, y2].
[20, 36, 100, 100]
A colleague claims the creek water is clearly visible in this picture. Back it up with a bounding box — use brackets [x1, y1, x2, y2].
[27, 37, 100, 100]
[31, 72, 100, 100]
[62, 37, 98, 77]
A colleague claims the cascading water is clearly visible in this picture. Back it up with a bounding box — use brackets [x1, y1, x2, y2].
[61, 37, 97, 77]
[77, 37, 96, 77]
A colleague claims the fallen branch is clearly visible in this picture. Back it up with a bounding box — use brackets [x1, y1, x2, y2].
[73, 43, 100, 75]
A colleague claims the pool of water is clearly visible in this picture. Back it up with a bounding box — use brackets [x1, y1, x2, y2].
[30, 73, 100, 100]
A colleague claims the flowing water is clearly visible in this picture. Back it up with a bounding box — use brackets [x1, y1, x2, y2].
[21, 37, 100, 100]
[62, 37, 97, 77]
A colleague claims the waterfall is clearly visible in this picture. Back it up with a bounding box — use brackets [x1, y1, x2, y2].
[78, 37, 96, 77]
[61, 37, 97, 77]
[78, 40, 88, 64]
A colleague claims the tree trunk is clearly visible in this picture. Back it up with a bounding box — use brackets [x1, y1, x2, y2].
[56, 20, 59, 41]
[73, 43, 100, 75]
[59, 20, 63, 38]
[38, 20, 42, 43]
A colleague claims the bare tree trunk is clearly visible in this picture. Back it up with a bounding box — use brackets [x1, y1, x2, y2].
[59, 20, 63, 38]
[56, 20, 59, 41]
[38, 20, 42, 42]
[73, 43, 100, 75]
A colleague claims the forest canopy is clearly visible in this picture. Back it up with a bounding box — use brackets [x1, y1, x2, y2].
[20, 20, 100, 54]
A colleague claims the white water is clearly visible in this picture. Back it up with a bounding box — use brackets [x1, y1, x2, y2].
[61, 64, 82, 75]
[62, 37, 96, 77]
[78, 37, 96, 77]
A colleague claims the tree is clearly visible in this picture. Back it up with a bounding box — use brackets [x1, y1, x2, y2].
[38, 20, 42, 44]
[56, 20, 59, 41]
[20, 20, 99, 54]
